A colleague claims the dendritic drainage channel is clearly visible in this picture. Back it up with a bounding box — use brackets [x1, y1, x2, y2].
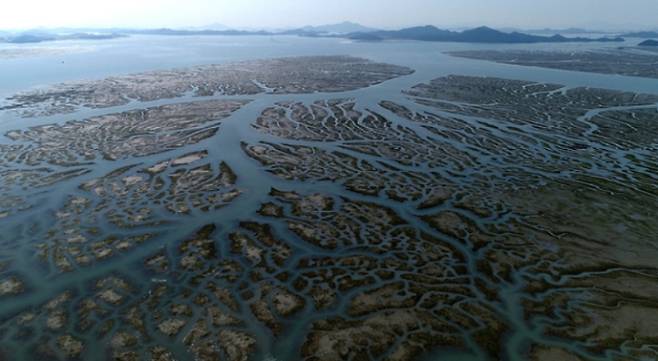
[0, 57, 657, 361]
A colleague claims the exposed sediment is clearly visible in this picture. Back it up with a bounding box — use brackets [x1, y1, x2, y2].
[2, 99, 248, 166]
[242, 76, 658, 360]
[2, 56, 413, 117]
[448, 49, 658, 79]
[1, 64, 657, 361]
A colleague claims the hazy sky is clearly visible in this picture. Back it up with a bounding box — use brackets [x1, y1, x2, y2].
[3, 0, 657, 31]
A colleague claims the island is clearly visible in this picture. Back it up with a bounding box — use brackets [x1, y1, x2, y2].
[447, 49, 658, 78]
[639, 39, 658, 46]
[0, 32, 126, 44]
[346, 25, 623, 43]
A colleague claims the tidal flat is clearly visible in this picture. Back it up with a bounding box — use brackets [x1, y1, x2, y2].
[448, 49, 658, 79]
[0, 40, 657, 361]
[0, 56, 413, 117]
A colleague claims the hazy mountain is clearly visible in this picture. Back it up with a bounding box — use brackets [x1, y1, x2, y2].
[624, 31, 658, 38]
[360, 25, 453, 41]
[299, 21, 377, 34]
[347, 32, 385, 41]
[0, 24, 626, 45]
[3, 34, 55, 43]
[514, 27, 611, 35]
[639, 39, 658, 46]
[124, 28, 269, 36]
[0, 32, 125, 44]
[347, 25, 624, 43]
[187, 23, 232, 31]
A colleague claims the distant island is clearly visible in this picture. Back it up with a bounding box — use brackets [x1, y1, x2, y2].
[0, 32, 126, 44]
[296, 21, 377, 35]
[518, 27, 611, 35]
[0, 24, 628, 45]
[139, 25, 624, 44]
[345, 26, 624, 43]
[623, 31, 658, 38]
[124, 28, 270, 36]
[126, 25, 623, 44]
[639, 39, 658, 47]
[123, 23, 374, 38]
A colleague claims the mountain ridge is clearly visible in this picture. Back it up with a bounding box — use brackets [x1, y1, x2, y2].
[624, 31, 658, 38]
[346, 25, 623, 43]
[0, 24, 626, 44]
[639, 39, 658, 46]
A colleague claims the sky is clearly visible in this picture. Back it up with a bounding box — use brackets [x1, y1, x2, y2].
[2, 0, 657, 31]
